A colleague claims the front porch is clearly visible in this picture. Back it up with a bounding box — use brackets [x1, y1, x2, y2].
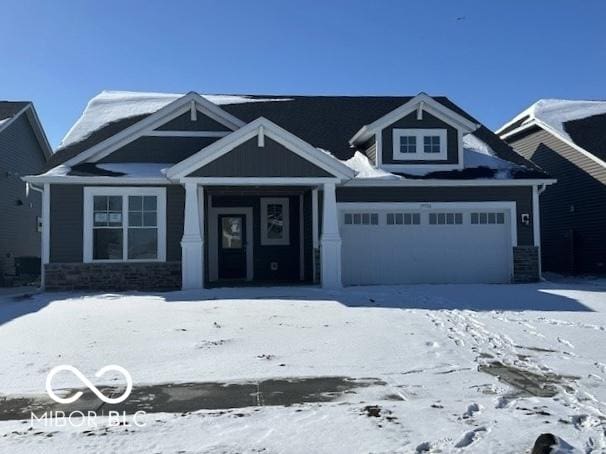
[180, 182, 343, 289]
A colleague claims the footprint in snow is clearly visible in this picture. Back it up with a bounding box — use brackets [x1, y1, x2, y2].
[462, 402, 482, 419]
[557, 337, 575, 349]
[454, 427, 488, 448]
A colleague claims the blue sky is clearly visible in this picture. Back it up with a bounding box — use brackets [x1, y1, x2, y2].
[1, 0, 605, 147]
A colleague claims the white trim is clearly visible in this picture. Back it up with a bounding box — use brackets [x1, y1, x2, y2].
[533, 185, 543, 277]
[392, 128, 448, 161]
[344, 178, 556, 187]
[83, 187, 166, 264]
[311, 187, 319, 282]
[299, 194, 304, 281]
[350, 93, 479, 145]
[208, 204, 254, 282]
[24, 175, 170, 185]
[260, 197, 290, 246]
[143, 130, 229, 138]
[375, 132, 383, 168]
[179, 177, 340, 186]
[500, 119, 606, 170]
[60, 92, 246, 168]
[337, 201, 518, 248]
[0, 104, 53, 159]
[258, 125, 265, 147]
[40, 183, 50, 289]
[167, 117, 355, 180]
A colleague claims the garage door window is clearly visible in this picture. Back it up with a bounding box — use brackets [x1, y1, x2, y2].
[429, 212, 463, 225]
[344, 213, 379, 225]
[471, 212, 505, 225]
[386, 213, 421, 225]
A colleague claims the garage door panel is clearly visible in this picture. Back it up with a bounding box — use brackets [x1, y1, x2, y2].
[340, 208, 512, 285]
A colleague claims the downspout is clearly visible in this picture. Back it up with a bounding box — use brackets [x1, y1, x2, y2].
[533, 184, 547, 280]
[25, 181, 46, 289]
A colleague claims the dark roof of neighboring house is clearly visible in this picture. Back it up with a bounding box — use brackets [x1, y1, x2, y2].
[563, 113, 606, 162]
[0, 101, 30, 121]
[46, 93, 547, 179]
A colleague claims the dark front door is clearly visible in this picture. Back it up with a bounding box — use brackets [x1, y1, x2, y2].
[218, 214, 247, 279]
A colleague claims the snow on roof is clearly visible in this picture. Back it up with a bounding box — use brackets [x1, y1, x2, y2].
[344, 152, 401, 179]
[60, 90, 293, 148]
[0, 118, 10, 128]
[501, 99, 606, 142]
[41, 162, 171, 178]
[344, 134, 516, 179]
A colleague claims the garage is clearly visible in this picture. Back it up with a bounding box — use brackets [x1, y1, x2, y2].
[339, 203, 515, 285]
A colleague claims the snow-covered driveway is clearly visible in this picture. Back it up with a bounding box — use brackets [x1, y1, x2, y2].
[0, 278, 604, 453]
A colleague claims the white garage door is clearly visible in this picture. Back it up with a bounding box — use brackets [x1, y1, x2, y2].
[339, 204, 514, 285]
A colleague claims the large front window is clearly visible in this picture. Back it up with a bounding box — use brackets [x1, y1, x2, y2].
[84, 188, 166, 263]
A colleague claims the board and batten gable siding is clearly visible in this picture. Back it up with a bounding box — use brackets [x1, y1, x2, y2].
[155, 111, 231, 132]
[187, 137, 333, 178]
[507, 128, 606, 273]
[0, 113, 47, 276]
[336, 186, 535, 246]
[381, 111, 459, 165]
[49, 185, 185, 263]
[98, 136, 219, 164]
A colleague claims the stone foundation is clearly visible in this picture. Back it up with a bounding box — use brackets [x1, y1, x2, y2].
[44, 262, 182, 291]
[513, 246, 540, 283]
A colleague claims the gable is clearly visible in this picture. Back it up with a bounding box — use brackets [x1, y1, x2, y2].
[155, 110, 231, 132]
[187, 136, 332, 178]
[382, 110, 459, 165]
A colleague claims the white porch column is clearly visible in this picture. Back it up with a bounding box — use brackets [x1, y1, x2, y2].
[181, 183, 204, 289]
[320, 182, 342, 288]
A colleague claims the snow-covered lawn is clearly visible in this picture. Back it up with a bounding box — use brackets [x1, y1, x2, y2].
[0, 278, 605, 453]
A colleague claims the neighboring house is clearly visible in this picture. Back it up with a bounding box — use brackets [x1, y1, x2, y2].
[498, 99, 606, 275]
[25, 90, 553, 291]
[0, 102, 52, 284]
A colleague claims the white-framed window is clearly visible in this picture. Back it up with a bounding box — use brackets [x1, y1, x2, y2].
[392, 129, 448, 161]
[386, 212, 421, 225]
[343, 212, 379, 225]
[429, 212, 463, 225]
[261, 198, 290, 245]
[83, 187, 166, 263]
[471, 212, 505, 225]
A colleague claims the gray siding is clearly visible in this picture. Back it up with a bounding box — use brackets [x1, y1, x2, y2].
[0, 113, 47, 277]
[337, 186, 534, 246]
[99, 136, 218, 163]
[156, 111, 231, 132]
[507, 128, 606, 273]
[381, 111, 459, 165]
[49, 185, 184, 264]
[363, 141, 377, 165]
[188, 137, 332, 178]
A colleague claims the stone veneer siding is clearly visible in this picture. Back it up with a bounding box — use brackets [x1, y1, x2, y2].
[44, 262, 181, 291]
[513, 246, 540, 283]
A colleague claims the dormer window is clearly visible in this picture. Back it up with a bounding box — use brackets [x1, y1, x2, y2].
[392, 129, 447, 161]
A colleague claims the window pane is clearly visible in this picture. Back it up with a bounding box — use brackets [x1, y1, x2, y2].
[397, 213, 405, 225]
[429, 213, 437, 225]
[437, 213, 446, 224]
[94, 212, 108, 226]
[128, 228, 158, 260]
[400, 136, 416, 153]
[266, 204, 283, 239]
[108, 212, 122, 227]
[370, 213, 378, 225]
[479, 213, 487, 224]
[129, 196, 142, 211]
[496, 213, 505, 224]
[93, 229, 123, 260]
[488, 213, 496, 224]
[362, 213, 370, 225]
[386, 213, 394, 225]
[412, 213, 420, 225]
[471, 213, 478, 224]
[108, 196, 122, 211]
[143, 196, 157, 211]
[353, 213, 361, 225]
[129, 211, 142, 227]
[222, 217, 242, 248]
[93, 196, 107, 211]
[455, 213, 463, 224]
[446, 213, 454, 224]
[345, 213, 353, 225]
[143, 212, 157, 227]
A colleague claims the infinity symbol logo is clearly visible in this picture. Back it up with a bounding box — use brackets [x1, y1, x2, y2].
[46, 365, 133, 404]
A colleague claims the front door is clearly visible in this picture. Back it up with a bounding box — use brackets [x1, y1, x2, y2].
[218, 214, 247, 279]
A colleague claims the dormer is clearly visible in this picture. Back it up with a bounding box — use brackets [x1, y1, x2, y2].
[349, 93, 479, 173]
